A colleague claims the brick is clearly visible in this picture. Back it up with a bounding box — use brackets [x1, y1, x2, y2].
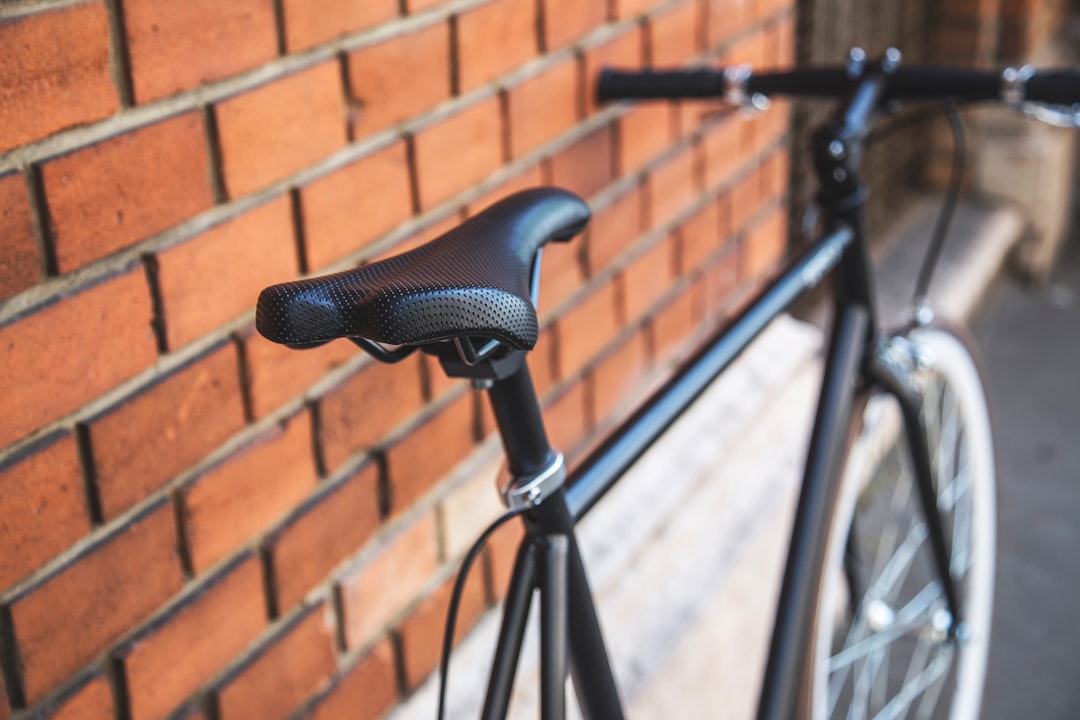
[507, 58, 579, 160]
[558, 280, 618, 376]
[181, 411, 319, 573]
[622, 235, 675, 322]
[542, 0, 606, 50]
[300, 141, 413, 270]
[706, 0, 744, 48]
[9, 500, 183, 704]
[613, 0, 665, 18]
[619, 104, 672, 173]
[371, 210, 463, 262]
[583, 27, 644, 115]
[678, 196, 725, 273]
[485, 516, 525, 598]
[777, 13, 794, 66]
[87, 341, 246, 521]
[43, 112, 213, 272]
[548, 126, 615, 200]
[124, 0, 278, 103]
[340, 514, 440, 648]
[592, 331, 648, 423]
[649, 0, 701, 67]
[38, 671, 114, 720]
[413, 97, 503, 210]
[437, 454, 504, 558]
[726, 25, 766, 67]
[243, 330, 360, 419]
[217, 605, 337, 720]
[384, 393, 475, 514]
[456, 0, 538, 93]
[281, 0, 398, 51]
[0, 432, 90, 590]
[346, 22, 452, 140]
[543, 380, 589, 454]
[318, 354, 425, 471]
[465, 164, 545, 217]
[702, 245, 738, 319]
[406, 0, 448, 10]
[0, 268, 157, 447]
[587, 187, 643, 274]
[216, 62, 348, 199]
[653, 282, 698, 361]
[157, 196, 297, 350]
[0, 171, 39, 302]
[741, 206, 786, 280]
[267, 461, 381, 611]
[121, 555, 265, 720]
[702, 117, 741, 189]
[529, 327, 558, 399]
[648, 145, 698, 228]
[305, 640, 397, 720]
[731, 164, 763, 232]
[0, 3, 117, 152]
[399, 571, 487, 691]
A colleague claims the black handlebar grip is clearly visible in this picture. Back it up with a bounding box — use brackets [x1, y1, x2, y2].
[596, 68, 725, 103]
[1026, 69, 1080, 105]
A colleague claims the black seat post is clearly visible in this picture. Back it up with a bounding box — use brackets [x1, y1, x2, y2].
[485, 361, 554, 477]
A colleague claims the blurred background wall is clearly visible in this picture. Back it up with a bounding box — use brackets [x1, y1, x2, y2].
[0, 0, 1072, 718]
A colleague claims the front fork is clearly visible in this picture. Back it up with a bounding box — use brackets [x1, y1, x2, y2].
[865, 328, 964, 634]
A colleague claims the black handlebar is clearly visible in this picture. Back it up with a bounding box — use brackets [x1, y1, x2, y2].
[596, 65, 1080, 106]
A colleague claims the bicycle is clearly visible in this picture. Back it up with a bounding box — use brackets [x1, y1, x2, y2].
[255, 50, 1080, 719]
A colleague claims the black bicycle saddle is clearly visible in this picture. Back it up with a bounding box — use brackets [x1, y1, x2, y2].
[256, 187, 591, 350]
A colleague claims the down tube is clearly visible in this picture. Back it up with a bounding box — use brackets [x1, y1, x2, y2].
[756, 303, 870, 720]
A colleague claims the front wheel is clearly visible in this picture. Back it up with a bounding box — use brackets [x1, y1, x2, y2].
[808, 324, 997, 720]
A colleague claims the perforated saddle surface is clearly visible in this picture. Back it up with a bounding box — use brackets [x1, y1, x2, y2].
[256, 187, 591, 350]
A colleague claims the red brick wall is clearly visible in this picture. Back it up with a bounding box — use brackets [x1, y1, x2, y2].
[0, 1, 793, 717]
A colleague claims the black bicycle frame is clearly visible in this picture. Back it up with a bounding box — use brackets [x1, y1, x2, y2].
[473, 59, 961, 720]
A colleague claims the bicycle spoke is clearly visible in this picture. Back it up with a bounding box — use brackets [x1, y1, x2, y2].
[872, 648, 953, 720]
[829, 583, 942, 673]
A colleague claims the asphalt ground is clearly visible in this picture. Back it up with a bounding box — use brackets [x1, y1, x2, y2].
[978, 235, 1080, 718]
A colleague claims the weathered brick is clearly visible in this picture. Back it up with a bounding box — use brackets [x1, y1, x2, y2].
[300, 141, 413, 270]
[339, 514, 440, 649]
[548, 125, 615, 200]
[304, 641, 397, 720]
[558, 280, 619, 377]
[622, 235, 675, 322]
[346, 22, 452, 140]
[384, 393, 475, 514]
[437, 454, 504, 559]
[485, 516, 525, 598]
[653, 282, 698, 361]
[648, 144, 698, 228]
[0, 171, 39, 302]
[706, 0, 745, 48]
[465, 164, 545, 217]
[731, 163, 763, 233]
[413, 97, 503, 210]
[216, 62, 348, 199]
[702, 117, 741, 190]
[124, 0, 278, 103]
[157, 195, 297, 350]
[587, 187, 643, 274]
[243, 331, 359, 419]
[86, 341, 246, 521]
[266, 460, 380, 611]
[399, 571, 487, 690]
[456, 0, 538, 92]
[0, 267, 157, 447]
[726, 24, 767, 66]
[542, 0, 606, 50]
[0, 2, 118, 152]
[181, 411, 319, 574]
[507, 58, 580, 159]
[592, 330, 648, 423]
[42, 112, 213, 273]
[281, 0, 398, 52]
[702, 245, 738, 319]
[678, 195, 728, 272]
[0, 432, 90, 590]
[36, 671, 114, 720]
[120, 555, 265, 720]
[530, 326, 558, 399]
[583, 26, 644, 115]
[538, 236, 586, 319]
[741, 205, 786, 279]
[543, 379, 589, 454]
[613, 0, 666, 18]
[318, 354, 425, 471]
[216, 605, 337, 720]
[649, 0, 701, 66]
[619, 104, 672, 173]
[9, 499, 183, 704]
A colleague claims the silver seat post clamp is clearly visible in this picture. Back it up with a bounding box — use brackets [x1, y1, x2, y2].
[1001, 65, 1035, 108]
[499, 451, 566, 510]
